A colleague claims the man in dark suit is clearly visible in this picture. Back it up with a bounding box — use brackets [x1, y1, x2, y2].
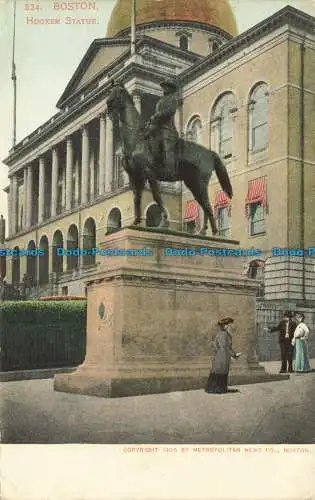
[269, 311, 296, 373]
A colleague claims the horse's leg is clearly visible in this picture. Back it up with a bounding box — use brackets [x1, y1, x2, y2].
[146, 172, 169, 228]
[130, 171, 145, 225]
[133, 186, 142, 225]
[183, 173, 217, 236]
[197, 183, 217, 236]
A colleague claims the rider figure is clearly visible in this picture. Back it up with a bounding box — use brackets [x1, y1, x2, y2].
[144, 79, 180, 178]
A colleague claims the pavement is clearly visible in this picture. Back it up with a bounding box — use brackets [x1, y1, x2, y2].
[1, 360, 315, 444]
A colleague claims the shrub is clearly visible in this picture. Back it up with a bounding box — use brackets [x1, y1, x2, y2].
[40, 296, 87, 301]
[0, 300, 87, 371]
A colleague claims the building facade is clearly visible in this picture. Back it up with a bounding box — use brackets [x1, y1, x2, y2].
[2, 1, 315, 354]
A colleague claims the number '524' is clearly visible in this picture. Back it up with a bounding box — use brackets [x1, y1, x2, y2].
[24, 3, 41, 10]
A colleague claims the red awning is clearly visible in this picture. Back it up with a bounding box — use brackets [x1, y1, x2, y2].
[184, 200, 200, 221]
[250, 259, 265, 268]
[214, 191, 230, 209]
[246, 177, 267, 206]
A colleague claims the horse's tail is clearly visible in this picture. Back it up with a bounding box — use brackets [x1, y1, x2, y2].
[213, 152, 233, 198]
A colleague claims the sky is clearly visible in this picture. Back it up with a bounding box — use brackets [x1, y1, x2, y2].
[0, 0, 315, 222]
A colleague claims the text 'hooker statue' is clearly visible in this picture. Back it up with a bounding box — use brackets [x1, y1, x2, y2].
[106, 79, 233, 236]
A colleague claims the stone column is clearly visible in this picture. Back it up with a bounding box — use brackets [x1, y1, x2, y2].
[74, 159, 80, 206]
[81, 125, 89, 204]
[51, 147, 59, 217]
[99, 113, 106, 196]
[62, 167, 66, 210]
[90, 149, 95, 200]
[66, 136, 73, 210]
[38, 157, 45, 223]
[10, 176, 18, 235]
[105, 113, 113, 193]
[26, 165, 33, 227]
[7, 182, 12, 237]
[132, 92, 141, 114]
[23, 167, 28, 228]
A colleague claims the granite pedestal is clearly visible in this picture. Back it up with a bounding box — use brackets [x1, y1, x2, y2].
[54, 227, 287, 397]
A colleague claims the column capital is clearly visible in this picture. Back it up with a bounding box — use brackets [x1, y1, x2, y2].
[81, 124, 89, 134]
[99, 111, 106, 121]
[66, 135, 72, 143]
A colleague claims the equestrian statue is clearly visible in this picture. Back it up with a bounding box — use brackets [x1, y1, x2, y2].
[106, 79, 233, 236]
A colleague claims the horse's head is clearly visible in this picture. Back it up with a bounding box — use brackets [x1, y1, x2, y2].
[106, 82, 128, 122]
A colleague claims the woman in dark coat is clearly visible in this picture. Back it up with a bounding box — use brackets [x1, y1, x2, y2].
[205, 317, 240, 394]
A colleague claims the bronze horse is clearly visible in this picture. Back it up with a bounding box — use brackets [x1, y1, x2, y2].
[106, 85, 233, 235]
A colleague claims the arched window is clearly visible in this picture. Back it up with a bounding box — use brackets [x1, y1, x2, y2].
[83, 218, 96, 267]
[39, 235, 49, 285]
[12, 247, 20, 284]
[67, 224, 79, 271]
[107, 208, 122, 235]
[146, 204, 162, 228]
[52, 230, 63, 275]
[248, 83, 268, 153]
[211, 93, 236, 160]
[26, 241, 36, 287]
[186, 117, 202, 145]
[179, 34, 189, 51]
[247, 259, 265, 297]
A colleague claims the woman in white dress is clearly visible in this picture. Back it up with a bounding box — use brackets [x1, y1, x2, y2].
[291, 313, 311, 372]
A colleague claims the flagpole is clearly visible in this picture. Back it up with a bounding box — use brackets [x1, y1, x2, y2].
[12, 0, 17, 147]
[131, 0, 136, 55]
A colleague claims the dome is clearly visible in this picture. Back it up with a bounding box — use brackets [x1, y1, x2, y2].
[106, 0, 238, 38]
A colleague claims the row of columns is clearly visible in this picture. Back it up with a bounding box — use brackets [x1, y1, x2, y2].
[8, 110, 115, 237]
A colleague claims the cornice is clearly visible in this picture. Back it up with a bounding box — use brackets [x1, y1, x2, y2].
[59, 35, 199, 109]
[180, 6, 315, 84]
[85, 272, 258, 293]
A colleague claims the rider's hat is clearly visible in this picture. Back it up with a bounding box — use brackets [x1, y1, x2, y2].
[160, 79, 177, 91]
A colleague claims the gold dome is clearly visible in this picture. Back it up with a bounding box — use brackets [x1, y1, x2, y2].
[106, 0, 238, 38]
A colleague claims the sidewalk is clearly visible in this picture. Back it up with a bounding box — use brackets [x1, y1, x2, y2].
[1, 360, 314, 444]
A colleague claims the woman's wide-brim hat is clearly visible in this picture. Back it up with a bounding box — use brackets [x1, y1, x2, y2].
[160, 79, 177, 91]
[218, 317, 234, 326]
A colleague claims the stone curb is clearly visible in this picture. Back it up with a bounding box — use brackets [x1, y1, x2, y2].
[0, 367, 76, 382]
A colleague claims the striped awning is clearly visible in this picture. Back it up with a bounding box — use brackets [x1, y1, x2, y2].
[250, 259, 265, 268]
[245, 177, 267, 215]
[246, 177, 267, 205]
[214, 191, 230, 209]
[184, 200, 200, 221]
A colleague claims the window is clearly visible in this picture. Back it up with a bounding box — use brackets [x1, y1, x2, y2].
[179, 34, 189, 51]
[249, 202, 265, 235]
[248, 83, 268, 153]
[146, 204, 162, 228]
[183, 220, 197, 234]
[219, 103, 233, 158]
[211, 93, 236, 160]
[186, 117, 202, 144]
[209, 39, 221, 54]
[62, 286, 68, 296]
[176, 31, 191, 51]
[217, 207, 230, 237]
[248, 260, 265, 297]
